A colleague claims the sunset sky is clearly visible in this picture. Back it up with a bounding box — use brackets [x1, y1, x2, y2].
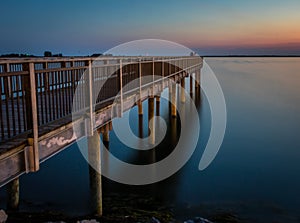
[1, 0, 300, 55]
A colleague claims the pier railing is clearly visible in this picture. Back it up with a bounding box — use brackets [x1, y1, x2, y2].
[0, 56, 202, 143]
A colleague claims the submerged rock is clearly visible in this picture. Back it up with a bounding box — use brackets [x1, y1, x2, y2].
[0, 210, 8, 223]
[184, 217, 214, 223]
[76, 220, 100, 223]
[194, 216, 213, 223]
[184, 220, 195, 223]
[45, 222, 66, 223]
[150, 216, 160, 223]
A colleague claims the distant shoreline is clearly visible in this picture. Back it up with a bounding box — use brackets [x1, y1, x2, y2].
[203, 55, 300, 57]
[1, 54, 300, 59]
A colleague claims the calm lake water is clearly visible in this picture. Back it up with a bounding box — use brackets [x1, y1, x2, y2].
[1, 57, 300, 222]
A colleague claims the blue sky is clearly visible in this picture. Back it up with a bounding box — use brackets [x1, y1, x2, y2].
[1, 0, 300, 55]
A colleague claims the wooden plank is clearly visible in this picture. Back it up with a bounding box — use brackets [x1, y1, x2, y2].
[0, 150, 25, 187]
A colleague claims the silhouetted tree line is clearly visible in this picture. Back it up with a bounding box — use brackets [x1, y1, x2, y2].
[0, 51, 63, 57]
[0, 53, 36, 58]
[0, 51, 107, 58]
[44, 51, 63, 57]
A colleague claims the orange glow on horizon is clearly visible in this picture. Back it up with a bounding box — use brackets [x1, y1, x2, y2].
[171, 13, 300, 49]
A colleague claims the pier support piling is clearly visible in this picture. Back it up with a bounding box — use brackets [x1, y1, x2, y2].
[171, 83, 177, 117]
[138, 115, 144, 138]
[138, 100, 143, 116]
[88, 130, 102, 216]
[148, 97, 155, 144]
[7, 178, 19, 210]
[195, 72, 199, 90]
[190, 74, 193, 95]
[155, 95, 160, 116]
[102, 124, 110, 143]
[180, 78, 186, 103]
[195, 70, 201, 93]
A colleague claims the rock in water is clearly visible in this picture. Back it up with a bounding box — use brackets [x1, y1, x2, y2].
[184, 220, 195, 223]
[151, 217, 160, 223]
[194, 217, 214, 223]
[184, 217, 214, 223]
[0, 210, 8, 223]
[77, 220, 100, 223]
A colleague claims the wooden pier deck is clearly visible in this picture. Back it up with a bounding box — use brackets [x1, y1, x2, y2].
[0, 56, 202, 189]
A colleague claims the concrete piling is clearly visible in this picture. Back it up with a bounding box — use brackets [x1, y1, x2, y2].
[88, 130, 102, 216]
[7, 178, 19, 210]
[148, 97, 155, 144]
[171, 83, 177, 117]
[180, 78, 186, 103]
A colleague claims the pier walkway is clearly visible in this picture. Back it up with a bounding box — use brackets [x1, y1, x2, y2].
[0, 56, 202, 212]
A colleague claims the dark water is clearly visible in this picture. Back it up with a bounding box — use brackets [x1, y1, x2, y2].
[1, 57, 300, 222]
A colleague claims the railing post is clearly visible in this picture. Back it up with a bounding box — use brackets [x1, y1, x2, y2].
[139, 58, 142, 96]
[169, 58, 171, 76]
[152, 57, 155, 76]
[85, 60, 94, 136]
[152, 57, 155, 96]
[23, 62, 39, 172]
[161, 58, 165, 89]
[119, 59, 123, 116]
[88, 60, 94, 136]
[162, 58, 164, 77]
[138, 58, 143, 115]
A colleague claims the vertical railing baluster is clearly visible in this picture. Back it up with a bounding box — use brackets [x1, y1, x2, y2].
[169, 58, 171, 76]
[152, 57, 155, 96]
[50, 71, 55, 120]
[39, 72, 45, 125]
[44, 71, 49, 123]
[36, 73, 41, 126]
[0, 76, 4, 139]
[61, 67, 66, 116]
[21, 73, 26, 132]
[15, 75, 21, 133]
[6, 64, 11, 99]
[10, 72, 17, 135]
[67, 68, 71, 114]
[55, 70, 60, 119]
[22, 63, 32, 131]
[119, 59, 123, 116]
[57, 65, 63, 118]
[4, 74, 10, 138]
